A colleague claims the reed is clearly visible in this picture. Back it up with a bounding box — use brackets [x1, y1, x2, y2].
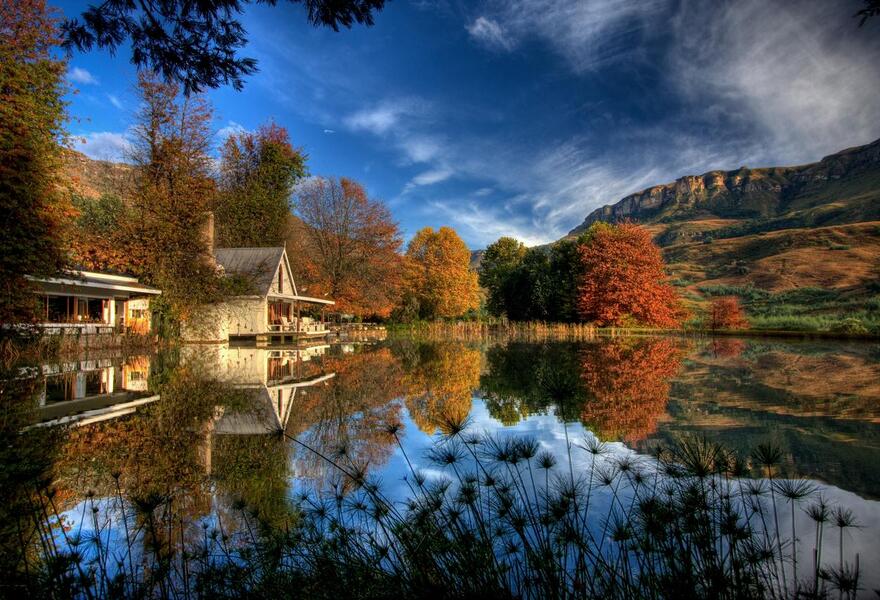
[9, 424, 866, 599]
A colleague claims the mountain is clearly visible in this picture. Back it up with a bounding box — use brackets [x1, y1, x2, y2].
[570, 138, 880, 246]
[62, 149, 134, 200]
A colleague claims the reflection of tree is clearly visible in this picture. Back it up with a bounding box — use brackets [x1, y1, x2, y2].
[709, 338, 747, 358]
[580, 338, 685, 443]
[398, 342, 482, 434]
[54, 364, 247, 522]
[481, 342, 586, 425]
[286, 348, 403, 485]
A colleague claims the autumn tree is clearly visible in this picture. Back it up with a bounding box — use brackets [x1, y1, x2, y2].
[577, 222, 684, 327]
[706, 296, 749, 331]
[216, 123, 307, 247]
[0, 0, 72, 332]
[479, 237, 526, 317]
[293, 177, 403, 317]
[127, 72, 221, 321]
[402, 226, 480, 320]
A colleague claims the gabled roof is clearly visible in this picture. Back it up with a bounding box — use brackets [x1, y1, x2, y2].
[214, 247, 285, 296]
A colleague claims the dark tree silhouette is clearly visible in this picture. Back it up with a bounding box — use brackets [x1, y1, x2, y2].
[61, 0, 386, 93]
[857, 0, 879, 25]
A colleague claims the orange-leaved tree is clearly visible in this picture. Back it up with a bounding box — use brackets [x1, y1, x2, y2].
[402, 226, 479, 320]
[577, 222, 684, 327]
[0, 0, 74, 332]
[705, 296, 749, 331]
[292, 177, 403, 318]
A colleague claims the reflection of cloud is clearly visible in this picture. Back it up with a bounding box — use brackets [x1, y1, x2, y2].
[68, 66, 98, 85]
[75, 131, 132, 162]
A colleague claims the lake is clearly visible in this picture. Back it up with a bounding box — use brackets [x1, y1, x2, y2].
[2, 334, 879, 596]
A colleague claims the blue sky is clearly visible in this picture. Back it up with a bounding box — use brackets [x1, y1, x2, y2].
[61, 0, 880, 249]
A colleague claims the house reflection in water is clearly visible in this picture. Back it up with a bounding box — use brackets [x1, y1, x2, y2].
[34, 355, 157, 428]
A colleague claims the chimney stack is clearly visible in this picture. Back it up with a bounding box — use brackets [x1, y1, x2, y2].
[202, 211, 216, 267]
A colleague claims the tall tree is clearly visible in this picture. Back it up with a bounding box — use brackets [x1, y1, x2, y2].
[62, 0, 386, 93]
[293, 177, 403, 317]
[0, 0, 72, 332]
[127, 72, 220, 320]
[577, 222, 684, 328]
[404, 226, 479, 320]
[216, 123, 307, 247]
[479, 237, 526, 317]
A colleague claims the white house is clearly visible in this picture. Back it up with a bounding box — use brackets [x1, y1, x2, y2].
[183, 246, 334, 343]
[28, 270, 161, 335]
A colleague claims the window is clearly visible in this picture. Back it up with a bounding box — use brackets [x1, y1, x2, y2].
[278, 267, 283, 292]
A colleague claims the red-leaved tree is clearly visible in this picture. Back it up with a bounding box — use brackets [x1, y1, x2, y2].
[577, 222, 684, 327]
[706, 296, 749, 331]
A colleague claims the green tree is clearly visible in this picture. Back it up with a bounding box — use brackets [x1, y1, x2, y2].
[127, 72, 220, 322]
[479, 237, 526, 317]
[0, 0, 71, 333]
[216, 123, 307, 247]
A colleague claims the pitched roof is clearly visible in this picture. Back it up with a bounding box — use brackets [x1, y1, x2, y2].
[214, 247, 285, 296]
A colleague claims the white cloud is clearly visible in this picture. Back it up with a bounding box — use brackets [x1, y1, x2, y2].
[403, 167, 455, 193]
[474, 187, 493, 197]
[470, 0, 667, 71]
[106, 94, 123, 110]
[466, 16, 514, 51]
[75, 131, 132, 162]
[323, 129, 335, 134]
[669, 0, 880, 164]
[68, 66, 98, 85]
[345, 103, 407, 135]
[217, 121, 248, 142]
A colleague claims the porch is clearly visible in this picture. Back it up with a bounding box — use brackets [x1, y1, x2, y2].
[266, 295, 335, 337]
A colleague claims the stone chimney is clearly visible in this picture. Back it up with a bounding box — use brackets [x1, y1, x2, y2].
[202, 211, 216, 267]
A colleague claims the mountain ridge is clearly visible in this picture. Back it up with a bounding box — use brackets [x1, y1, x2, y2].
[569, 137, 880, 242]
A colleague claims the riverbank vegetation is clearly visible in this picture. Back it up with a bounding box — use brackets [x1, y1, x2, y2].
[8, 426, 865, 599]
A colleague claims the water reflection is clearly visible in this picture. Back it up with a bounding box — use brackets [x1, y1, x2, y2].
[1, 335, 879, 594]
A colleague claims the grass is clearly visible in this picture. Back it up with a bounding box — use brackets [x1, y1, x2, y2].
[696, 285, 880, 334]
[9, 423, 866, 599]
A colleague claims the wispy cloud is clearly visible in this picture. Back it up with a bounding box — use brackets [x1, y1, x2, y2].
[403, 167, 455, 193]
[75, 131, 132, 162]
[468, 0, 666, 70]
[466, 16, 514, 51]
[106, 94, 123, 110]
[68, 66, 98, 85]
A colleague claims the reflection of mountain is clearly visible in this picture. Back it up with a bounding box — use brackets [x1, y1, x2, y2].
[649, 340, 880, 499]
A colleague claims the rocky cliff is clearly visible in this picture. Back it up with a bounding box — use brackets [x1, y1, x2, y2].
[569, 138, 880, 239]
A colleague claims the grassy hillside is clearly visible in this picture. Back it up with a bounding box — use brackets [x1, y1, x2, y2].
[562, 139, 880, 333]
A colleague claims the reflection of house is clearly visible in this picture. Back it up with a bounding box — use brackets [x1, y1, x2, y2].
[183, 247, 334, 343]
[30, 355, 158, 428]
[28, 270, 161, 334]
[207, 345, 336, 435]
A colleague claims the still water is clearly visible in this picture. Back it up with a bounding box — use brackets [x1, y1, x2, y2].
[3, 335, 879, 593]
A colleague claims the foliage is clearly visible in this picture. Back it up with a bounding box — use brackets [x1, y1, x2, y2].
[580, 338, 686, 442]
[216, 122, 307, 247]
[62, 0, 387, 93]
[402, 226, 480, 320]
[0, 0, 72, 334]
[15, 429, 865, 600]
[706, 296, 750, 331]
[578, 222, 684, 327]
[396, 342, 482, 434]
[293, 177, 404, 317]
[125, 72, 223, 321]
[479, 237, 526, 316]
